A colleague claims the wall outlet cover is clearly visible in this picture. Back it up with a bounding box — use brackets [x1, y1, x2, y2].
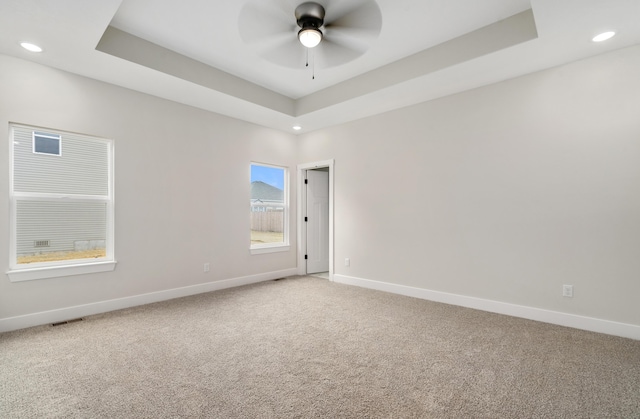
[562, 284, 573, 298]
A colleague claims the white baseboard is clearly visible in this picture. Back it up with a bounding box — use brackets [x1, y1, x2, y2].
[0, 268, 297, 333]
[334, 274, 640, 341]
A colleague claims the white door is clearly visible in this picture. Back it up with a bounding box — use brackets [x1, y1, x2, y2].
[306, 170, 329, 274]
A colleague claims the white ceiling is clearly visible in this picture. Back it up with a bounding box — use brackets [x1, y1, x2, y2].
[1, 0, 639, 134]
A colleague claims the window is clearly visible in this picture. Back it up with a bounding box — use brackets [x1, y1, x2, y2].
[250, 163, 289, 254]
[33, 131, 61, 155]
[8, 124, 115, 281]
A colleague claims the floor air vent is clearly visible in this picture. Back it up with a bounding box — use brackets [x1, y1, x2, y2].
[51, 318, 84, 327]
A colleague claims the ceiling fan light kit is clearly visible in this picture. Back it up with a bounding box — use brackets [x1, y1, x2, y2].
[296, 2, 325, 48]
[299, 28, 322, 48]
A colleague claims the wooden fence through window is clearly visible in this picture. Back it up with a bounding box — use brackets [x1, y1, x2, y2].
[251, 208, 284, 233]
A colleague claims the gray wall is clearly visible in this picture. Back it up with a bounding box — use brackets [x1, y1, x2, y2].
[298, 44, 640, 327]
[1, 43, 639, 331]
[0, 54, 297, 321]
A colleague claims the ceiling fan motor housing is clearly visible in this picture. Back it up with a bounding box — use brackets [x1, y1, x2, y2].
[295, 2, 325, 30]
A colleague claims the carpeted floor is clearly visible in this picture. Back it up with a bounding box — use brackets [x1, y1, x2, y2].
[1, 276, 639, 418]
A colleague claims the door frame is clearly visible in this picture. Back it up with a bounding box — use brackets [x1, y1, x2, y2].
[297, 159, 334, 280]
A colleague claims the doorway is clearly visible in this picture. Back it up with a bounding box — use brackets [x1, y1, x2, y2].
[298, 160, 334, 280]
[306, 168, 329, 274]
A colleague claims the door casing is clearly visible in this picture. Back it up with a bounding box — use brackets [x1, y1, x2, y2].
[297, 159, 334, 280]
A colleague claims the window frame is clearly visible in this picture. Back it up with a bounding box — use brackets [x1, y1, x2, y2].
[7, 124, 116, 282]
[250, 162, 290, 255]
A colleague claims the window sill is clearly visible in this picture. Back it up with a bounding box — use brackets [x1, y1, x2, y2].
[250, 245, 290, 255]
[7, 260, 117, 282]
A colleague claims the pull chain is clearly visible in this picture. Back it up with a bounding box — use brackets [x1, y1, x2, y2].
[304, 48, 316, 80]
[311, 48, 315, 80]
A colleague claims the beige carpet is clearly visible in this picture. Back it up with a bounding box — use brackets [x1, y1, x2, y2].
[1, 276, 639, 418]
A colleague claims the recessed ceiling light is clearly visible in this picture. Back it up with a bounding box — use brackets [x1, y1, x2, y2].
[20, 42, 43, 52]
[293, 125, 302, 131]
[592, 31, 615, 42]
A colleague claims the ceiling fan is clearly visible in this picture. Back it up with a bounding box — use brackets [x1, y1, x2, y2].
[238, 0, 382, 70]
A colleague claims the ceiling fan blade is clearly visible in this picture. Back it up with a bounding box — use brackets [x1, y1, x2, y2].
[248, 31, 298, 53]
[271, 0, 298, 18]
[322, 26, 380, 49]
[314, 37, 365, 69]
[318, 0, 382, 67]
[323, 0, 382, 36]
[323, 27, 375, 54]
[238, 0, 295, 44]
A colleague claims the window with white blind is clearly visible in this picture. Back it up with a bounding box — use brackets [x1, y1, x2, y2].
[8, 124, 116, 281]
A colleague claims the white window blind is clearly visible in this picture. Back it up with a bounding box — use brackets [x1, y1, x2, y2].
[8, 124, 115, 281]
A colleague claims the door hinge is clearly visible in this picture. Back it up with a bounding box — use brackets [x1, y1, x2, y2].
[304, 217, 308, 222]
[304, 255, 308, 260]
[304, 179, 308, 184]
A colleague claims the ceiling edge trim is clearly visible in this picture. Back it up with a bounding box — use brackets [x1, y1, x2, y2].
[295, 9, 538, 116]
[95, 26, 296, 116]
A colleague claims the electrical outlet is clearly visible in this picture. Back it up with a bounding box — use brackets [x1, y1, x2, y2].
[345, 258, 350, 267]
[204, 263, 210, 273]
[562, 284, 573, 298]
